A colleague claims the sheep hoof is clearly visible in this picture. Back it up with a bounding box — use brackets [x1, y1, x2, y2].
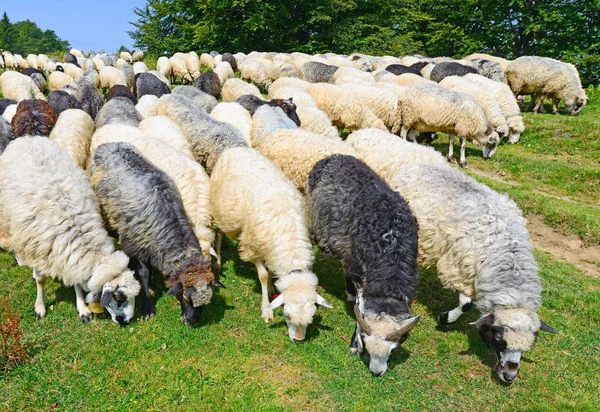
[35, 311, 45, 321]
[261, 309, 274, 323]
[80, 313, 91, 323]
[459, 161, 469, 169]
[350, 347, 360, 356]
[143, 313, 155, 321]
[437, 312, 449, 326]
[446, 155, 456, 164]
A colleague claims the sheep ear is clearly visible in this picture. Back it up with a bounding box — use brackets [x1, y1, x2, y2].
[209, 247, 218, 258]
[316, 294, 333, 309]
[264, 294, 285, 311]
[469, 313, 494, 328]
[100, 284, 114, 307]
[214, 279, 226, 288]
[540, 321, 560, 334]
[166, 282, 183, 296]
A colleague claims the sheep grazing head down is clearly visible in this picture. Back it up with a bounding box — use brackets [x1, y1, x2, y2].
[88, 268, 141, 326]
[264, 270, 332, 343]
[564, 94, 587, 115]
[478, 128, 500, 160]
[507, 116, 525, 144]
[271, 98, 301, 127]
[470, 308, 559, 384]
[166, 261, 222, 327]
[352, 299, 420, 377]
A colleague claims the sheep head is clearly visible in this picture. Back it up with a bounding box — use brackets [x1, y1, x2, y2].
[470, 308, 559, 384]
[479, 128, 499, 159]
[264, 269, 332, 342]
[351, 298, 420, 377]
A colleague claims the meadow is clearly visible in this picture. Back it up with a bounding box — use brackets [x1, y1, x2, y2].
[0, 72, 599, 411]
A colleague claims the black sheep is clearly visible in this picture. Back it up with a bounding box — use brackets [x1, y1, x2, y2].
[63, 52, 80, 67]
[194, 70, 221, 99]
[0, 99, 17, 116]
[307, 154, 420, 376]
[237, 95, 301, 126]
[385, 64, 422, 76]
[409, 61, 430, 72]
[133, 72, 171, 99]
[107, 85, 138, 105]
[430, 61, 478, 83]
[221, 53, 237, 71]
[48, 90, 83, 116]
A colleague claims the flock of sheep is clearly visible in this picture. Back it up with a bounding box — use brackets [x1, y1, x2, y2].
[0, 46, 581, 383]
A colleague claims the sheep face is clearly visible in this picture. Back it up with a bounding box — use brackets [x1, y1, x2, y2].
[479, 130, 499, 159]
[167, 263, 216, 327]
[507, 117, 525, 144]
[97, 271, 139, 325]
[271, 98, 301, 126]
[564, 94, 587, 115]
[351, 303, 420, 376]
[471, 311, 559, 384]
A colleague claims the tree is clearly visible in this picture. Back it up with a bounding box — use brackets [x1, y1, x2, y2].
[0, 12, 16, 50]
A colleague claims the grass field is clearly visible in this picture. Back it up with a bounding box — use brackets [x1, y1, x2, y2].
[1, 72, 599, 411]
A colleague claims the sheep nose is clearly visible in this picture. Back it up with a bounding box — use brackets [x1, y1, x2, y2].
[116, 315, 127, 325]
[292, 338, 304, 344]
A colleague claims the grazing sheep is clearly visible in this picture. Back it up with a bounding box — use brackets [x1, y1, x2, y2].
[251, 105, 298, 145]
[0, 71, 46, 100]
[505, 56, 587, 115]
[267, 60, 297, 81]
[155, 94, 247, 172]
[221, 78, 262, 102]
[468, 58, 506, 83]
[148, 70, 171, 87]
[237, 95, 301, 126]
[254, 128, 356, 192]
[0, 117, 14, 153]
[210, 102, 253, 146]
[210, 146, 332, 341]
[398, 83, 499, 167]
[269, 76, 312, 94]
[120, 51, 133, 63]
[268, 84, 317, 107]
[194, 71, 221, 99]
[346, 128, 446, 181]
[239, 58, 272, 89]
[69, 49, 84, 58]
[135, 95, 159, 119]
[464, 53, 511, 71]
[430, 62, 478, 83]
[170, 56, 192, 84]
[382, 163, 559, 383]
[157, 56, 172, 79]
[48, 90, 83, 116]
[73, 77, 104, 121]
[294, 105, 339, 138]
[439, 75, 509, 138]
[172, 86, 218, 112]
[11, 99, 57, 137]
[221, 53, 237, 71]
[132, 51, 145, 62]
[394, 73, 432, 86]
[48, 71, 75, 92]
[307, 83, 387, 132]
[307, 154, 420, 376]
[338, 83, 402, 132]
[49, 109, 95, 169]
[119, 63, 135, 88]
[420, 63, 435, 80]
[133, 72, 171, 99]
[133, 61, 149, 75]
[214, 61, 234, 86]
[107, 85, 137, 105]
[185, 52, 201, 79]
[464, 73, 524, 143]
[95, 97, 143, 128]
[385, 64, 421, 76]
[90, 142, 218, 326]
[299, 61, 339, 83]
[138, 115, 194, 158]
[200, 53, 216, 69]
[63, 52, 79, 66]
[0, 137, 140, 324]
[63, 63, 84, 81]
[99, 66, 128, 90]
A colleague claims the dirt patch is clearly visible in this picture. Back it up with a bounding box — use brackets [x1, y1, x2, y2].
[527, 215, 600, 277]
[469, 167, 519, 186]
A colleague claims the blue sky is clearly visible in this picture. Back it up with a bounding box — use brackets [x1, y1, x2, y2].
[2, 0, 147, 53]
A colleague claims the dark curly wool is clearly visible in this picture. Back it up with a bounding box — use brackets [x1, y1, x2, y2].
[0, 99, 17, 115]
[300, 61, 339, 83]
[0, 117, 14, 154]
[385, 64, 422, 76]
[409, 61, 430, 72]
[307, 154, 419, 317]
[221, 53, 237, 71]
[194, 71, 221, 98]
[91, 142, 216, 326]
[430, 62, 478, 83]
[63, 52, 79, 67]
[133, 72, 171, 99]
[107, 85, 137, 104]
[237, 95, 301, 126]
[48, 90, 83, 116]
[21, 68, 46, 80]
[11, 99, 58, 137]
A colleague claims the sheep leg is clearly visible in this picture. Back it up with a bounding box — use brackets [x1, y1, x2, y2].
[446, 134, 456, 163]
[345, 277, 357, 303]
[400, 125, 408, 140]
[533, 95, 545, 114]
[438, 293, 473, 325]
[459, 136, 468, 168]
[256, 260, 274, 323]
[214, 231, 223, 272]
[74, 283, 92, 323]
[132, 258, 154, 320]
[552, 98, 560, 115]
[33, 269, 46, 320]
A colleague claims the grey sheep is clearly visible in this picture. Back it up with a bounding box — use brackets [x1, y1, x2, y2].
[0, 117, 13, 154]
[194, 71, 221, 99]
[307, 154, 420, 376]
[172, 85, 218, 112]
[221, 53, 237, 71]
[74, 77, 104, 121]
[469, 58, 506, 83]
[430, 62, 478, 83]
[90, 142, 220, 327]
[48, 90, 83, 116]
[95, 97, 143, 128]
[299, 61, 339, 83]
[237, 95, 301, 126]
[120, 63, 135, 88]
[155, 94, 247, 172]
[133, 72, 171, 99]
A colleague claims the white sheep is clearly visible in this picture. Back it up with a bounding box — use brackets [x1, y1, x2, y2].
[138, 115, 194, 158]
[395, 73, 432, 86]
[120, 51, 133, 63]
[222, 78, 262, 102]
[170, 56, 192, 84]
[157, 56, 172, 79]
[48, 71, 75, 92]
[346, 128, 447, 182]
[269, 77, 312, 94]
[92, 57, 105, 71]
[210, 146, 332, 341]
[214, 61, 234, 85]
[239, 58, 271, 88]
[133, 61, 149, 75]
[2, 104, 17, 123]
[267, 60, 297, 81]
[332, 66, 375, 85]
[251, 105, 298, 145]
[69, 48, 85, 58]
[64, 63, 84, 81]
[464, 53, 511, 71]
[307, 83, 387, 132]
[439, 75, 509, 138]
[0, 136, 140, 324]
[49, 109, 95, 169]
[135, 95, 159, 119]
[465, 73, 525, 143]
[269, 85, 317, 107]
[99, 66, 128, 90]
[185, 52, 201, 79]
[0, 71, 45, 101]
[295, 105, 339, 138]
[200, 53, 215, 69]
[210, 102, 253, 146]
[254, 128, 356, 191]
[26, 54, 39, 69]
[338, 83, 401, 132]
[2, 52, 18, 70]
[398, 83, 499, 167]
[132, 51, 145, 62]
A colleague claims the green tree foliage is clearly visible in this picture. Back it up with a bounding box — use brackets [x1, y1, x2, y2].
[0, 12, 69, 54]
[129, 0, 600, 85]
